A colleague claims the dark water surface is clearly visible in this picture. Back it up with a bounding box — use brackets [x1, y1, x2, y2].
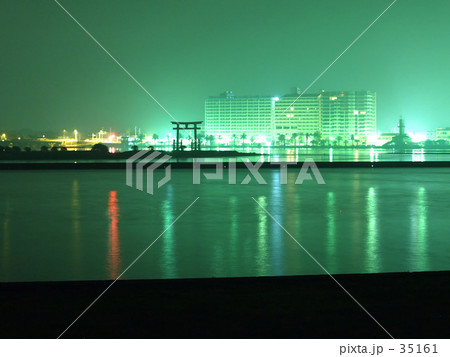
[0, 168, 449, 282]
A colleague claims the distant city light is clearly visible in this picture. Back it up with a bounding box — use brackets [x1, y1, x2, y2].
[367, 133, 380, 145]
[408, 132, 427, 143]
[272, 97, 279, 101]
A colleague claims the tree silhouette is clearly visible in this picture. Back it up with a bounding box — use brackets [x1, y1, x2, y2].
[206, 135, 215, 146]
[305, 133, 310, 146]
[291, 133, 298, 146]
[240, 133, 247, 146]
[91, 143, 109, 153]
[312, 131, 322, 146]
[40, 146, 49, 152]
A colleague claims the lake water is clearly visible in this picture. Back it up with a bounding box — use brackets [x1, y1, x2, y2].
[0, 168, 449, 282]
[169, 147, 450, 163]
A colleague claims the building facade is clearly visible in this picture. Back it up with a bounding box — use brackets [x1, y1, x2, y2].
[273, 93, 320, 144]
[435, 128, 450, 141]
[319, 90, 376, 144]
[205, 91, 274, 143]
[205, 90, 376, 144]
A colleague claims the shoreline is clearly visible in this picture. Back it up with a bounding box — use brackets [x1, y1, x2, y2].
[1, 160, 450, 170]
[1, 271, 449, 338]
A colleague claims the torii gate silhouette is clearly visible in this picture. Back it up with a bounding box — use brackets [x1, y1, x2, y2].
[171, 121, 203, 151]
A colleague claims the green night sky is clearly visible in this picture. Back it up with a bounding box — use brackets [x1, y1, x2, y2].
[1, 0, 449, 136]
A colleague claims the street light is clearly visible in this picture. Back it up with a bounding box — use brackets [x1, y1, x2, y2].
[74, 129, 78, 142]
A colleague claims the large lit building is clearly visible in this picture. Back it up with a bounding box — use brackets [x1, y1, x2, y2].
[319, 90, 376, 144]
[205, 91, 274, 144]
[435, 127, 450, 141]
[273, 91, 320, 143]
[205, 90, 376, 144]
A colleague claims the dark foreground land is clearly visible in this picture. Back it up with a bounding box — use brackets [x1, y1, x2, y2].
[1, 271, 449, 338]
[0, 149, 259, 161]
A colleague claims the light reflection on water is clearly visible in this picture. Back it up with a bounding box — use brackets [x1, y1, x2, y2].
[255, 195, 269, 276]
[409, 187, 428, 271]
[160, 186, 176, 278]
[180, 147, 450, 163]
[71, 180, 81, 276]
[0, 168, 449, 282]
[107, 190, 120, 279]
[326, 191, 337, 270]
[366, 187, 379, 271]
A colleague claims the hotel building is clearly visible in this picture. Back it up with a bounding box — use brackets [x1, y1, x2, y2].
[205, 90, 376, 144]
[435, 128, 450, 141]
[204, 91, 274, 143]
[319, 90, 376, 143]
[273, 92, 321, 142]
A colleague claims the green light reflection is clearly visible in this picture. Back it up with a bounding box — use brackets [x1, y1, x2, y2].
[326, 192, 336, 270]
[256, 195, 269, 276]
[365, 187, 380, 272]
[270, 171, 284, 275]
[71, 179, 81, 275]
[161, 186, 177, 278]
[229, 196, 239, 275]
[410, 187, 429, 271]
